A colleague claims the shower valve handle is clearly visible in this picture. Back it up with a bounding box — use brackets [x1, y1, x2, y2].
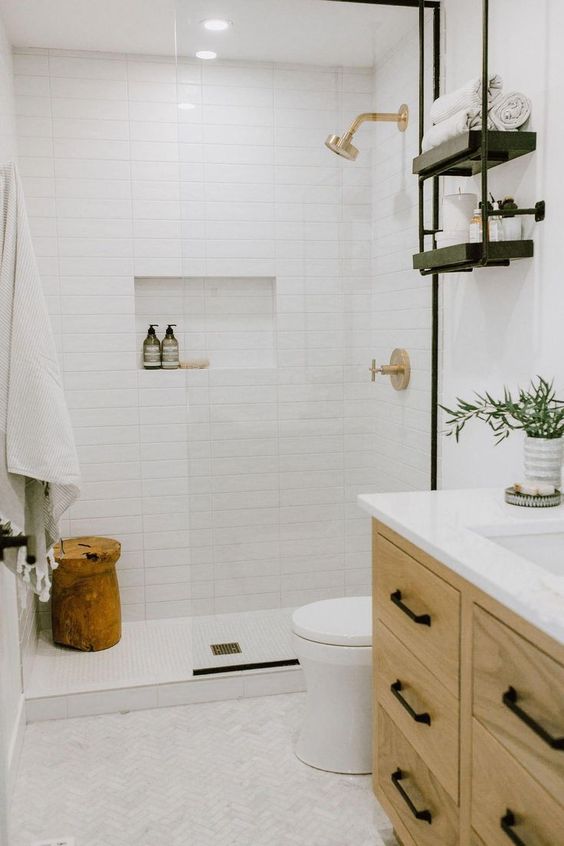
[369, 349, 411, 391]
[370, 361, 402, 378]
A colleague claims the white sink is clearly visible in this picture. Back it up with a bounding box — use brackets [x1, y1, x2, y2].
[475, 530, 564, 576]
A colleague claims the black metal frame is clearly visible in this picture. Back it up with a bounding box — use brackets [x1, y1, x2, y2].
[194, 658, 300, 676]
[427, 2, 441, 489]
[323, 0, 442, 490]
[416, 0, 544, 482]
[324, 0, 439, 7]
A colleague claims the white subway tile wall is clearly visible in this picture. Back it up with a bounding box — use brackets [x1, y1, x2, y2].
[14, 40, 430, 626]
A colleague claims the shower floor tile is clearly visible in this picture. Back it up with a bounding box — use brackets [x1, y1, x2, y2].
[28, 617, 195, 696]
[192, 606, 296, 672]
[11, 693, 395, 846]
[26, 608, 304, 720]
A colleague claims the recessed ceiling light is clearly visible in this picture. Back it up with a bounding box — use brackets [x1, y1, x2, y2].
[202, 18, 231, 31]
[177, 102, 196, 110]
[195, 50, 217, 60]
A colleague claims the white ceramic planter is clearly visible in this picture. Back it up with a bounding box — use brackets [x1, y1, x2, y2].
[523, 436, 563, 488]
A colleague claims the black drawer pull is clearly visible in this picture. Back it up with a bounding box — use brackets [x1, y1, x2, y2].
[391, 680, 431, 725]
[391, 768, 432, 824]
[390, 589, 431, 626]
[501, 809, 527, 846]
[502, 686, 564, 750]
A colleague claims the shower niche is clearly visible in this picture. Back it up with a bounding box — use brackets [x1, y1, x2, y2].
[134, 276, 277, 370]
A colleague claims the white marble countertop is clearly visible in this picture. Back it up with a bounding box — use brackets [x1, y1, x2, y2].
[358, 488, 564, 647]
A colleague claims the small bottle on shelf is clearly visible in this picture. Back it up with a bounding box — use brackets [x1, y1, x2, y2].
[469, 200, 502, 243]
[161, 324, 179, 370]
[143, 324, 161, 369]
[469, 208, 483, 243]
[489, 201, 504, 242]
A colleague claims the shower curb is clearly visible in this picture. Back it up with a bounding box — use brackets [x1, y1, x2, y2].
[25, 665, 305, 722]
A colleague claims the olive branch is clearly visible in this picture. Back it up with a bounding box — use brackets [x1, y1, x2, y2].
[440, 377, 564, 445]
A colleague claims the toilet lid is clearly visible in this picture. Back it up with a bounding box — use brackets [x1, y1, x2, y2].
[292, 596, 372, 647]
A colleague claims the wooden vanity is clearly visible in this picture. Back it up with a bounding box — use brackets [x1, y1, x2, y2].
[372, 520, 564, 846]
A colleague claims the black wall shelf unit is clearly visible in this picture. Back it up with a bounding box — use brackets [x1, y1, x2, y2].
[415, 0, 544, 279]
[413, 130, 537, 179]
[414, 239, 534, 275]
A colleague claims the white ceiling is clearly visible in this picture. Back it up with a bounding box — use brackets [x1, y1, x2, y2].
[0, 0, 417, 67]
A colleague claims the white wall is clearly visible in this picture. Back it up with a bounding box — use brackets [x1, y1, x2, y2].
[0, 11, 22, 843]
[14, 48, 378, 623]
[441, 0, 564, 488]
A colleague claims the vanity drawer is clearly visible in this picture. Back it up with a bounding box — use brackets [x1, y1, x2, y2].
[374, 534, 460, 695]
[472, 719, 564, 845]
[377, 705, 459, 846]
[473, 606, 564, 806]
[374, 620, 459, 801]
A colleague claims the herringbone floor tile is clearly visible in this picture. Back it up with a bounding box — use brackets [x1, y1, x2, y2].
[11, 693, 394, 846]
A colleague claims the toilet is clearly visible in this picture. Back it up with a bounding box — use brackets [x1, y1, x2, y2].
[292, 596, 372, 774]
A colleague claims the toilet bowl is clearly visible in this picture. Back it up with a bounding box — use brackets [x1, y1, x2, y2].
[292, 596, 372, 774]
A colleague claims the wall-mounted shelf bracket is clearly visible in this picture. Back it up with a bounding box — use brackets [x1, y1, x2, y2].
[489, 200, 545, 223]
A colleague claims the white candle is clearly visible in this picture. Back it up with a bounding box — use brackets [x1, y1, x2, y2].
[443, 192, 477, 234]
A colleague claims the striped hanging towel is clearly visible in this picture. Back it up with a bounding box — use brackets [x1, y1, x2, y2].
[0, 162, 80, 601]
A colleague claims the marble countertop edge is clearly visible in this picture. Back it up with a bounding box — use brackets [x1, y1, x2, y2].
[358, 488, 564, 647]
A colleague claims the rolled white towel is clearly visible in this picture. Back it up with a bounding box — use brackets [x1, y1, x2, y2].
[489, 91, 531, 130]
[422, 107, 493, 153]
[430, 74, 502, 125]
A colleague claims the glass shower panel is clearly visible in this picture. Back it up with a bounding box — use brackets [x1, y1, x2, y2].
[367, 12, 435, 495]
[170, 0, 432, 620]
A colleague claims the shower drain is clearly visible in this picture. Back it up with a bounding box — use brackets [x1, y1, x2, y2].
[210, 641, 242, 656]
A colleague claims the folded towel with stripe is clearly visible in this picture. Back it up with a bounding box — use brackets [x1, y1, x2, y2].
[0, 162, 80, 601]
[422, 107, 493, 153]
[430, 74, 503, 125]
[423, 90, 532, 152]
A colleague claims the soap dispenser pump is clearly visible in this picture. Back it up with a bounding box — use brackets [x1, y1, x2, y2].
[161, 324, 179, 370]
[143, 324, 161, 370]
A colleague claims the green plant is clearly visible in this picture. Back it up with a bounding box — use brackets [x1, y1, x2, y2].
[441, 377, 564, 444]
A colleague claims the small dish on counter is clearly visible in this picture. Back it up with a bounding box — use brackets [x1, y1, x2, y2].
[505, 485, 562, 508]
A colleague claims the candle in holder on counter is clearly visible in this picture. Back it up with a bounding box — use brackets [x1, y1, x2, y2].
[442, 191, 477, 241]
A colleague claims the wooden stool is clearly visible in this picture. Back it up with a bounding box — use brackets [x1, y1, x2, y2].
[52, 536, 122, 652]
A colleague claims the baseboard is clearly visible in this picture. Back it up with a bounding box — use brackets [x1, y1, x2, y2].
[6, 694, 25, 799]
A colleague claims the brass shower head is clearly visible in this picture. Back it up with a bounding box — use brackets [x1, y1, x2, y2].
[325, 132, 359, 161]
[325, 104, 409, 160]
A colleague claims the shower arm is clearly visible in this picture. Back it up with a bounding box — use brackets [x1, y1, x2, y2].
[344, 107, 409, 139]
